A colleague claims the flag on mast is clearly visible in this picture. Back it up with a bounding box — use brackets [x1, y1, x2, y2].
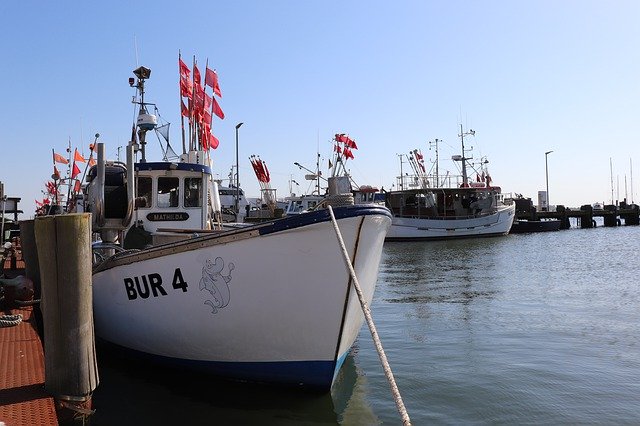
[53, 152, 69, 164]
[74, 149, 86, 163]
[205, 67, 222, 97]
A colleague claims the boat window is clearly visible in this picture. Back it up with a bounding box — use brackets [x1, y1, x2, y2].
[136, 177, 152, 208]
[157, 177, 179, 208]
[184, 177, 203, 208]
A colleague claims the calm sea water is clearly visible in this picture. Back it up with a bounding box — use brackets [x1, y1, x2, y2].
[91, 224, 640, 425]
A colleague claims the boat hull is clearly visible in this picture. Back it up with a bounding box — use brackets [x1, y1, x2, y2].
[386, 203, 515, 241]
[92, 205, 391, 389]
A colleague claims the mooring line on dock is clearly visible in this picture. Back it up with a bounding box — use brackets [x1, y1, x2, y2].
[327, 206, 411, 426]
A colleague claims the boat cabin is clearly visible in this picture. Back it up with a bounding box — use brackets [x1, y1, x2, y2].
[386, 186, 504, 219]
[84, 159, 214, 247]
[129, 162, 212, 233]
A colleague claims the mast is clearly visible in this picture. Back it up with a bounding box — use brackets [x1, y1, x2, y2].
[458, 125, 475, 187]
[610, 157, 614, 205]
[132, 66, 155, 163]
[429, 138, 440, 188]
[316, 152, 321, 196]
[397, 153, 404, 190]
[631, 157, 634, 204]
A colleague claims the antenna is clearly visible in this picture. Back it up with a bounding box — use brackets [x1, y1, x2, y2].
[134, 35, 139, 67]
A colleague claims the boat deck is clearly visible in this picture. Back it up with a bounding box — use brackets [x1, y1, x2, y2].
[1, 257, 58, 425]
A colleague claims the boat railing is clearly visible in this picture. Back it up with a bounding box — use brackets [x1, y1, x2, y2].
[395, 173, 465, 190]
[92, 241, 140, 268]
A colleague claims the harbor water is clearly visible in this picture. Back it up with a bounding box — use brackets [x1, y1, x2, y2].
[91, 224, 640, 425]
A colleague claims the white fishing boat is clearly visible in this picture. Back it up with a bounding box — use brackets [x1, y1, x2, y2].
[83, 64, 391, 389]
[385, 126, 515, 241]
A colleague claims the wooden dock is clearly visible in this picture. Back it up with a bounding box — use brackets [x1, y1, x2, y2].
[513, 198, 640, 229]
[1, 254, 58, 425]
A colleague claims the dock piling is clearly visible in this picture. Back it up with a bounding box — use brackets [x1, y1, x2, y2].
[35, 213, 98, 420]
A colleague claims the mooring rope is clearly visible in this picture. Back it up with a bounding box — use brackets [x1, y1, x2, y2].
[327, 205, 411, 426]
[0, 313, 23, 327]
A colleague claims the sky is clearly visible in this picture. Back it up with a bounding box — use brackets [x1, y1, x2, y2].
[1, 1, 639, 218]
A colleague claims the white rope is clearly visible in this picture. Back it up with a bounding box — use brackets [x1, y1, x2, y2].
[327, 206, 411, 426]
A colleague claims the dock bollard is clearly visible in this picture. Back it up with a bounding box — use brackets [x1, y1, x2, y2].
[34, 213, 99, 420]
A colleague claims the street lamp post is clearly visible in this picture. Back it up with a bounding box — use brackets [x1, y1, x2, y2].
[545, 150, 553, 211]
[235, 122, 244, 214]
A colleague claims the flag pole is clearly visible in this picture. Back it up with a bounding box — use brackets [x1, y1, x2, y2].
[65, 138, 73, 212]
[191, 55, 197, 151]
[179, 51, 187, 155]
[202, 58, 210, 152]
[77, 134, 99, 197]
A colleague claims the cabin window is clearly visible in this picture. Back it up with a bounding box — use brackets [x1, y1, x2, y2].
[136, 177, 152, 208]
[184, 177, 203, 208]
[157, 177, 179, 208]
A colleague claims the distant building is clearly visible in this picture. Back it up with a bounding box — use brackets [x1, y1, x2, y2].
[538, 190, 548, 212]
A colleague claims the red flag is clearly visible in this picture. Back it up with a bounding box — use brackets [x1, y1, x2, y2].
[193, 85, 205, 115]
[335, 134, 348, 143]
[334, 144, 342, 154]
[345, 137, 358, 149]
[415, 151, 423, 160]
[181, 100, 190, 117]
[180, 76, 193, 98]
[203, 92, 212, 112]
[71, 162, 81, 179]
[344, 147, 355, 160]
[193, 64, 201, 85]
[210, 133, 220, 150]
[53, 165, 61, 179]
[88, 157, 96, 167]
[179, 58, 190, 79]
[203, 110, 212, 127]
[201, 130, 210, 150]
[74, 149, 86, 163]
[53, 152, 69, 164]
[212, 97, 225, 119]
[205, 67, 222, 97]
[74, 180, 81, 193]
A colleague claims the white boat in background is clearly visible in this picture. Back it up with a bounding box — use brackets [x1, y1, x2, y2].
[217, 181, 249, 222]
[385, 126, 515, 241]
[82, 64, 392, 390]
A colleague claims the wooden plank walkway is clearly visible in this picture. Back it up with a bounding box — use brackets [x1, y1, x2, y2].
[1, 257, 58, 425]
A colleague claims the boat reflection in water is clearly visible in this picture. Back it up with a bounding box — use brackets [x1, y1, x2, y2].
[91, 346, 378, 425]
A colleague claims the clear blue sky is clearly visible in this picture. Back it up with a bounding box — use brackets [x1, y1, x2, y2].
[2, 1, 639, 218]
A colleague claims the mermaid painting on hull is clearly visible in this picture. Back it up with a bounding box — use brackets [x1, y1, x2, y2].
[199, 257, 234, 313]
